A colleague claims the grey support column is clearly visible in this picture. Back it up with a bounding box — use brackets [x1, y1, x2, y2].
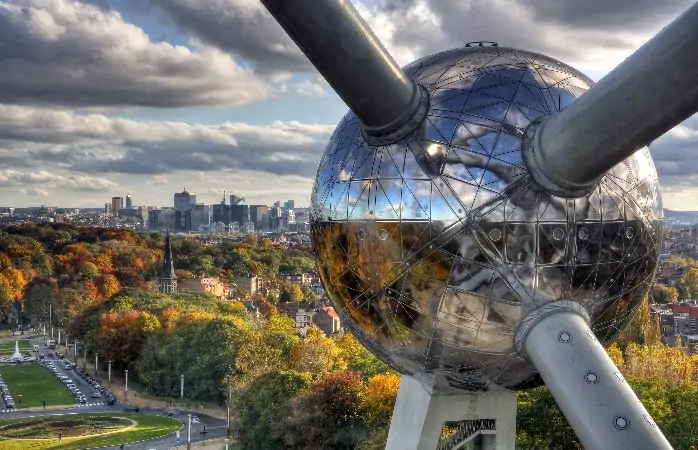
[524, 1, 698, 197]
[260, 0, 428, 141]
[515, 301, 673, 450]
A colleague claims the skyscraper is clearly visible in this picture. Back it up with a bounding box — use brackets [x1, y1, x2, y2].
[174, 188, 196, 231]
[158, 230, 177, 293]
[125, 194, 132, 209]
[111, 197, 123, 217]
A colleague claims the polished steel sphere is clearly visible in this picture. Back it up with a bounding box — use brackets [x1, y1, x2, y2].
[310, 46, 663, 390]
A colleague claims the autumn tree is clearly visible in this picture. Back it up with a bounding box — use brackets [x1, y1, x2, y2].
[336, 331, 393, 379]
[291, 326, 346, 378]
[279, 282, 303, 303]
[679, 267, 698, 300]
[284, 371, 368, 449]
[652, 284, 679, 304]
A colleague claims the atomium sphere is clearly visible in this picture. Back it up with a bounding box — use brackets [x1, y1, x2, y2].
[310, 45, 663, 391]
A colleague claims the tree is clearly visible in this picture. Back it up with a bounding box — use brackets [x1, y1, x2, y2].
[283, 371, 368, 449]
[652, 284, 679, 304]
[23, 278, 57, 324]
[679, 268, 698, 300]
[95, 274, 121, 299]
[291, 326, 346, 378]
[279, 283, 303, 303]
[336, 331, 393, 380]
[232, 371, 310, 450]
[361, 373, 400, 424]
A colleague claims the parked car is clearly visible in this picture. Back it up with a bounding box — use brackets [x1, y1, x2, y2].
[123, 406, 139, 412]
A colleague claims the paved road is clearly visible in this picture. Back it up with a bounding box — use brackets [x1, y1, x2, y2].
[30, 336, 106, 407]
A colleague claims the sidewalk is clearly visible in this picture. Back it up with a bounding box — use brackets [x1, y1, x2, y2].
[56, 342, 229, 420]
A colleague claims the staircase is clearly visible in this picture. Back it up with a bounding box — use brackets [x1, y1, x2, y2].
[436, 419, 496, 450]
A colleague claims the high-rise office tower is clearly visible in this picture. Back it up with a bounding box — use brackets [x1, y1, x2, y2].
[250, 205, 268, 231]
[231, 204, 250, 228]
[111, 197, 124, 217]
[104, 203, 111, 215]
[125, 194, 132, 209]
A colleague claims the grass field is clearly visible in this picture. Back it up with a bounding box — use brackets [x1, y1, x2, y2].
[0, 364, 75, 408]
[0, 340, 32, 356]
[0, 413, 181, 449]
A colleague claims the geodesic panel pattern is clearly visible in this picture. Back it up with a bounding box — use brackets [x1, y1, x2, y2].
[310, 46, 663, 390]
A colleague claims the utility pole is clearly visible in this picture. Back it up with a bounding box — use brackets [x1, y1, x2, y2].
[49, 304, 53, 339]
[83, 345, 87, 369]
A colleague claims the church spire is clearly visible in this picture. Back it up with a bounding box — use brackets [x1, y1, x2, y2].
[159, 230, 177, 294]
[163, 229, 175, 279]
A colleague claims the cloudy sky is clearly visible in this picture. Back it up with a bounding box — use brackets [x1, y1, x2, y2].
[0, 0, 696, 209]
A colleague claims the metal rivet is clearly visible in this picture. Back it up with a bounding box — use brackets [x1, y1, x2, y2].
[379, 229, 389, 240]
[558, 332, 572, 343]
[358, 229, 366, 240]
[489, 229, 502, 241]
[614, 417, 629, 430]
[578, 227, 589, 240]
[553, 228, 564, 240]
[584, 372, 599, 384]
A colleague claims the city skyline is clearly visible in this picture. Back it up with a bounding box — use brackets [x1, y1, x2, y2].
[0, 0, 697, 208]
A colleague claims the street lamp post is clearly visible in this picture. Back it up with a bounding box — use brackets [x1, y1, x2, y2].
[187, 414, 192, 450]
[125, 369, 129, 401]
[83, 345, 87, 369]
[57, 330, 61, 349]
[225, 438, 230, 450]
[94, 353, 98, 377]
[180, 374, 184, 400]
[49, 304, 53, 339]
[108, 361, 112, 386]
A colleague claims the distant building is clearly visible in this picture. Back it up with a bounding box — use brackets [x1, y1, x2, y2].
[111, 197, 124, 217]
[125, 194, 132, 209]
[104, 203, 111, 215]
[179, 276, 225, 298]
[233, 275, 259, 296]
[158, 230, 178, 294]
[313, 307, 341, 336]
[174, 188, 196, 231]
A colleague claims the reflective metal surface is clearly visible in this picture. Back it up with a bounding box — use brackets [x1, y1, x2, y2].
[310, 46, 663, 390]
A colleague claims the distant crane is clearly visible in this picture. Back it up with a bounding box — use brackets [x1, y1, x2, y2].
[232, 197, 246, 204]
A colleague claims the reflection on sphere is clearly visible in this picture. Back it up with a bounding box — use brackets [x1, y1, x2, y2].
[310, 46, 663, 390]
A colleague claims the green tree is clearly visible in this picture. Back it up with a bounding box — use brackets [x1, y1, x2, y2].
[232, 371, 310, 450]
[23, 278, 57, 325]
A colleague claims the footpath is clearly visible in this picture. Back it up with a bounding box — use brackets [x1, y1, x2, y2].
[54, 341, 229, 421]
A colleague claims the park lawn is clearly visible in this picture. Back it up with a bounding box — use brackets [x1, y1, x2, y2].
[0, 340, 32, 355]
[0, 364, 75, 408]
[0, 413, 181, 450]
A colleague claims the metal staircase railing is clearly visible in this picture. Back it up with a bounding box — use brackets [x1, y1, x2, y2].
[436, 419, 496, 450]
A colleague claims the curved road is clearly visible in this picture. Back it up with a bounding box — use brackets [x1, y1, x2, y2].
[0, 405, 228, 449]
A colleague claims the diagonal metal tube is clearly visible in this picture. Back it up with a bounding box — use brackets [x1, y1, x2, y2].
[260, 0, 423, 138]
[526, 1, 698, 197]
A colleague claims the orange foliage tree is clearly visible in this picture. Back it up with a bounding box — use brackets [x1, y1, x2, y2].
[97, 310, 161, 368]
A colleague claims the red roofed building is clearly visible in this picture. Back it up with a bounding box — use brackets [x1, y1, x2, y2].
[312, 307, 341, 336]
